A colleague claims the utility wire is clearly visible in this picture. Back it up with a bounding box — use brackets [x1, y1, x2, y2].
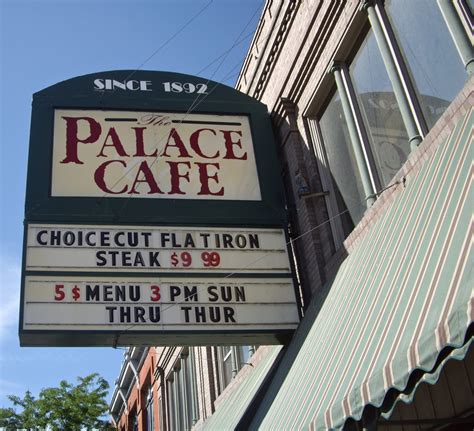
[111, 178, 405, 336]
[184, 0, 264, 114]
[95, 0, 264, 212]
[126, 0, 214, 80]
[99, 0, 214, 106]
[25, 2, 269, 218]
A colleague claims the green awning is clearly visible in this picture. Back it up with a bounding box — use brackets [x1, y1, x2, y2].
[248, 109, 473, 430]
[201, 345, 282, 430]
[203, 108, 473, 430]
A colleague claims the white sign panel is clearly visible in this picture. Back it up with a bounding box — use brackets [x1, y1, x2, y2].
[26, 224, 291, 273]
[51, 109, 261, 200]
[23, 276, 299, 331]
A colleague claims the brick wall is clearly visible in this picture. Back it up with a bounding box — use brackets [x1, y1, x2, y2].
[235, 0, 474, 307]
[236, 0, 370, 304]
[116, 348, 158, 431]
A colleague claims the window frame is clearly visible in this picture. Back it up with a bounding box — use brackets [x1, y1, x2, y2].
[164, 348, 199, 431]
[305, 0, 470, 248]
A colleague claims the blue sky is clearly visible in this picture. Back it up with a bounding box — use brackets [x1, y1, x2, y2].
[0, 0, 263, 407]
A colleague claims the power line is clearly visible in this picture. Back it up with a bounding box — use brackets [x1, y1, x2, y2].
[111, 178, 404, 336]
[94, 0, 264, 210]
[125, 0, 214, 81]
[23, 2, 268, 219]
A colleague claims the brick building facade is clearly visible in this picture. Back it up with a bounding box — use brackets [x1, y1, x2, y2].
[111, 1, 473, 429]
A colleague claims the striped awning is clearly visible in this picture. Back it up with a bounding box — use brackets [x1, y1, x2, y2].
[248, 109, 473, 430]
[202, 346, 282, 430]
[203, 108, 473, 430]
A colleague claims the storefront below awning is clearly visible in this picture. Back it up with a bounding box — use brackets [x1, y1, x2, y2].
[201, 108, 473, 430]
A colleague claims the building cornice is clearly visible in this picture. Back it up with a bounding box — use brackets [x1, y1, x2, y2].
[236, 0, 299, 98]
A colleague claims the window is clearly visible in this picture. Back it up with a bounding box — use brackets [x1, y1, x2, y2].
[240, 345, 257, 365]
[166, 377, 175, 431]
[129, 410, 138, 431]
[218, 346, 234, 390]
[385, 0, 467, 129]
[349, 27, 410, 186]
[145, 385, 154, 431]
[308, 0, 470, 245]
[184, 349, 199, 426]
[216, 346, 256, 394]
[317, 89, 363, 232]
[165, 349, 199, 431]
[159, 396, 164, 431]
[385, 0, 467, 128]
[172, 366, 184, 429]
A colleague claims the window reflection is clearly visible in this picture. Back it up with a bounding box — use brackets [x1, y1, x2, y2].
[319, 90, 364, 229]
[145, 385, 154, 431]
[350, 28, 410, 186]
[216, 345, 256, 394]
[385, 0, 467, 129]
[310, 0, 469, 247]
[222, 346, 233, 387]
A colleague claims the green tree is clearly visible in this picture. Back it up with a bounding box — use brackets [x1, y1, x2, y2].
[0, 390, 44, 430]
[0, 373, 114, 430]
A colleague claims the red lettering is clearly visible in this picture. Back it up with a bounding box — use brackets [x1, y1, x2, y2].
[196, 162, 224, 196]
[189, 128, 219, 159]
[60, 117, 102, 164]
[162, 128, 191, 158]
[132, 127, 157, 157]
[54, 284, 65, 301]
[167, 161, 191, 195]
[98, 127, 129, 157]
[129, 161, 163, 195]
[94, 160, 128, 194]
[221, 130, 247, 160]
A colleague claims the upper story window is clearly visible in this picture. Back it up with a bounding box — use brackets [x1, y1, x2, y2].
[145, 385, 154, 431]
[165, 349, 199, 431]
[218, 346, 234, 391]
[349, 27, 410, 186]
[307, 0, 471, 248]
[216, 345, 257, 394]
[240, 345, 257, 365]
[384, 0, 468, 129]
[316, 89, 359, 236]
[130, 410, 138, 431]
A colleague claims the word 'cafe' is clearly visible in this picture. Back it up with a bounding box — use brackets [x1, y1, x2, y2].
[52, 110, 261, 199]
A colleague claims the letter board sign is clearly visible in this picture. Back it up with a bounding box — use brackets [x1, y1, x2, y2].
[20, 70, 300, 347]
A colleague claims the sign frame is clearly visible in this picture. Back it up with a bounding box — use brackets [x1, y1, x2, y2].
[20, 70, 301, 347]
[24, 71, 286, 226]
[20, 222, 301, 346]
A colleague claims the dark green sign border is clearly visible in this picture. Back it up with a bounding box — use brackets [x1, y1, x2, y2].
[24, 70, 286, 226]
[19, 221, 301, 347]
[21, 71, 300, 347]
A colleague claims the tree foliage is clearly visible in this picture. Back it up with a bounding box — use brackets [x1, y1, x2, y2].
[0, 373, 114, 430]
[0, 390, 41, 430]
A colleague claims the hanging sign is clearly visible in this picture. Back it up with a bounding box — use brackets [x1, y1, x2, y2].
[20, 70, 300, 347]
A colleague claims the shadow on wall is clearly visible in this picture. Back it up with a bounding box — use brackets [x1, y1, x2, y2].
[271, 104, 350, 311]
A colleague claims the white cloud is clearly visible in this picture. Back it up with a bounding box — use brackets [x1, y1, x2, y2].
[0, 256, 21, 342]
